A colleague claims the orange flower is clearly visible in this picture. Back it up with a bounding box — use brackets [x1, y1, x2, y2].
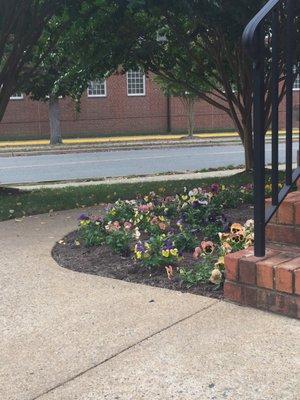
[193, 246, 202, 259]
[230, 223, 244, 234]
[158, 222, 167, 230]
[222, 242, 232, 253]
[165, 265, 174, 280]
[200, 240, 215, 254]
[218, 232, 231, 242]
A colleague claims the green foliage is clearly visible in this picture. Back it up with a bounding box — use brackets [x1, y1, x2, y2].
[173, 230, 199, 253]
[79, 221, 106, 247]
[118, 0, 299, 169]
[105, 200, 135, 223]
[105, 229, 133, 256]
[0, 170, 286, 222]
[0, 0, 91, 119]
[180, 255, 216, 287]
[20, 1, 134, 104]
[210, 187, 253, 209]
[202, 223, 223, 241]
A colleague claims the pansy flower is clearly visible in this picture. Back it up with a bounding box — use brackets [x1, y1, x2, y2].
[209, 268, 222, 284]
[230, 223, 245, 234]
[78, 214, 89, 221]
[200, 240, 215, 254]
[165, 265, 174, 280]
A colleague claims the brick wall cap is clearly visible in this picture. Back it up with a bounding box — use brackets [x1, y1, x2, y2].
[275, 256, 300, 270]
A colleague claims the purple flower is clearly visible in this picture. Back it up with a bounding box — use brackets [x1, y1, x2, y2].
[78, 214, 89, 221]
[163, 239, 174, 250]
[210, 183, 220, 193]
[135, 241, 146, 253]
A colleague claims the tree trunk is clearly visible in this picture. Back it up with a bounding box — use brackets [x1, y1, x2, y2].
[49, 96, 62, 145]
[0, 84, 13, 122]
[243, 130, 254, 172]
[242, 109, 254, 171]
[181, 97, 195, 137]
[186, 98, 195, 137]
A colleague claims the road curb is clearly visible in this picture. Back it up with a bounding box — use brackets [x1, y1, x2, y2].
[0, 137, 296, 157]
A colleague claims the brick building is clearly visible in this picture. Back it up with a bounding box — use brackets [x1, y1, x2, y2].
[0, 71, 299, 139]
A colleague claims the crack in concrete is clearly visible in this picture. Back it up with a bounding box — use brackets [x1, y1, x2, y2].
[31, 300, 219, 400]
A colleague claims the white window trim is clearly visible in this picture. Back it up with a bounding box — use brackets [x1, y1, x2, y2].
[87, 80, 107, 98]
[10, 93, 24, 100]
[293, 66, 300, 91]
[127, 72, 146, 97]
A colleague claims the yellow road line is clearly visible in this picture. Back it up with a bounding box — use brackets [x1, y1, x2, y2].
[0, 130, 298, 148]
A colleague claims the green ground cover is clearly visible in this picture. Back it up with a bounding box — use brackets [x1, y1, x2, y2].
[0, 171, 287, 221]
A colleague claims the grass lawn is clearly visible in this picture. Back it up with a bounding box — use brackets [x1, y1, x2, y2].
[0, 170, 286, 222]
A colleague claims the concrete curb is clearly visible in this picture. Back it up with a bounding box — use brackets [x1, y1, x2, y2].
[0, 136, 297, 157]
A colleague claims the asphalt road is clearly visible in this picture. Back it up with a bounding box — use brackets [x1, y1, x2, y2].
[0, 143, 297, 185]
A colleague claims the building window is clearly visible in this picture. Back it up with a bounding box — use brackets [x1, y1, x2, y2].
[87, 80, 107, 97]
[10, 92, 23, 100]
[293, 66, 300, 90]
[127, 70, 146, 96]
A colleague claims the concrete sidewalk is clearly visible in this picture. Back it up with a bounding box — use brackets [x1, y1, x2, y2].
[0, 209, 299, 400]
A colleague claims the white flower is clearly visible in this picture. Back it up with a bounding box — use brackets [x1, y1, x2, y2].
[188, 188, 199, 197]
[245, 219, 254, 229]
[209, 269, 222, 284]
[134, 228, 141, 239]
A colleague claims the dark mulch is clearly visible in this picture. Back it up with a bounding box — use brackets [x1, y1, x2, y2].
[52, 205, 253, 299]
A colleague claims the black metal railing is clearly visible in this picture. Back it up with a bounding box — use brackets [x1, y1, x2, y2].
[243, 0, 300, 257]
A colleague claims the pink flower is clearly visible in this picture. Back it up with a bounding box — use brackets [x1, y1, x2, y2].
[193, 241, 215, 258]
[112, 221, 121, 230]
[193, 246, 202, 259]
[200, 241, 215, 254]
[138, 204, 150, 213]
[210, 183, 220, 194]
[124, 221, 132, 231]
[158, 222, 167, 230]
[150, 216, 159, 225]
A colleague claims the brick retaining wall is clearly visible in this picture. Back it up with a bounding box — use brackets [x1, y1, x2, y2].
[224, 190, 300, 319]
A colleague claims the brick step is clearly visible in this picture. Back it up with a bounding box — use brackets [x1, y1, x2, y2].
[224, 245, 300, 318]
[265, 191, 300, 245]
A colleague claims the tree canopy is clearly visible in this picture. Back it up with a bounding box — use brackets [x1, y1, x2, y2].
[117, 0, 300, 169]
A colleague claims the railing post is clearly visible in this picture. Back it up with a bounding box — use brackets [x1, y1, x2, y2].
[271, 8, 279, 206]
[253, 26, 266, 257]
[243, 0, 300, 257]
[285, 0, 295, 186]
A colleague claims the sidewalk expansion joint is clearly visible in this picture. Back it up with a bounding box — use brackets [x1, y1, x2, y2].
[31, 300, 219, 399]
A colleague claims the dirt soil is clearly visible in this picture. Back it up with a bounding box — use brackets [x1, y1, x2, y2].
[52, 205, 253, 299]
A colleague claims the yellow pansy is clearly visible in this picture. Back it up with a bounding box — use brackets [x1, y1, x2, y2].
[162, 249, 170, 257]
[170, 248, 178, 256]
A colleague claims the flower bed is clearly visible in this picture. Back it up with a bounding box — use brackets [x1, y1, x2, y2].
[52, 183, 256, 297]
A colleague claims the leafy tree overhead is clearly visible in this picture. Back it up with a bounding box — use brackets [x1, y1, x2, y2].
[0, 0, 134, 129]
[20, 2, 133, 144]
[122, 0, 300, 170]
[0, 0, 86, 122]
